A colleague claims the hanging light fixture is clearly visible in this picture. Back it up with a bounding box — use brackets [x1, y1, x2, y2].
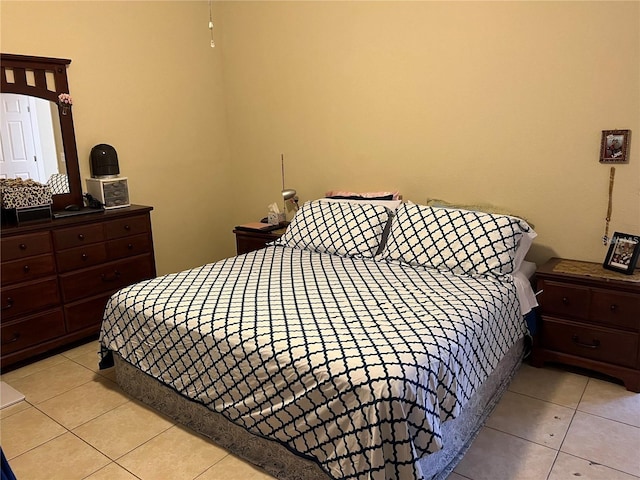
[281, 154, 299, 212]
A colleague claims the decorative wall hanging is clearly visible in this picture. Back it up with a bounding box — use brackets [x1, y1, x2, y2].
[600, 130, 631, 163]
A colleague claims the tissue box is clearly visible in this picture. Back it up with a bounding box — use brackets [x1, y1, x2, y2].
[267, 212, 286, 225]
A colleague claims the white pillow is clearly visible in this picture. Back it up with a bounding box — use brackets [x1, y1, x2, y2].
[273, 200, 391, 258]
[380, 204, 535, 278]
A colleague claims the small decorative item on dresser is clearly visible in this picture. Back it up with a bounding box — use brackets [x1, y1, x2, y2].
[603, 232, 640, 275]
[599, 129, 631, 163]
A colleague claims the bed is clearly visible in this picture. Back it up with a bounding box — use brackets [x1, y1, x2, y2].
[99, 200, 537, 480]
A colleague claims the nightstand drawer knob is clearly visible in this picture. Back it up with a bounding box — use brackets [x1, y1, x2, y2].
[562, 297, 569, 305]
[610, 304, 617, 312]
[571, 334, 600, 349]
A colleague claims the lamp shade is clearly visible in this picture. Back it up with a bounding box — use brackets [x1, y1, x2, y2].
[282, 189, 297, 201]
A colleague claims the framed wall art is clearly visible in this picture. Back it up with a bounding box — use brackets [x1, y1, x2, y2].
[600, 130, 631, 163]
[603, 232, 640, 275]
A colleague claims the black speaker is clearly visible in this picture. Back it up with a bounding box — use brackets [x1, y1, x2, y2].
[90, 144, 119, 178]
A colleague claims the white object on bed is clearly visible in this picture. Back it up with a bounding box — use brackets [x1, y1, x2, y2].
[513, 260, 538, 316]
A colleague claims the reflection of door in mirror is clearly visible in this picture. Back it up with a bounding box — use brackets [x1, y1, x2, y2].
[0, 93, 69, 193]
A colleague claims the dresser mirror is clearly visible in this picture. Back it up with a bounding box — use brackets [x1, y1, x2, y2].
[0, 53, 83, 210]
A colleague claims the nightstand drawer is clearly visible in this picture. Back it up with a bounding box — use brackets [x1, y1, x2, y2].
[233, 228, 285, 255]
[590, 289, 640, 331]
[541, 317, 638, 368]
[541, 281, 590, 320]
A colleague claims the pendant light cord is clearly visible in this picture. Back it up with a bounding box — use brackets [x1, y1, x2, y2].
[208, 1, 215, 48]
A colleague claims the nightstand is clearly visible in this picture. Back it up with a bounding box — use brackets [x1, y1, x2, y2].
[531, 257, 640, 392]
[233, 227, 286, 255]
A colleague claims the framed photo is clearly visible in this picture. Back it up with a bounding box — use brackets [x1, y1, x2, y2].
[600, 130, 631, 163]
[603, 232, 640, 275]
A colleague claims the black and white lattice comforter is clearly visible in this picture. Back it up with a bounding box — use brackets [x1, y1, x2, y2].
[100, 245, 526, 480]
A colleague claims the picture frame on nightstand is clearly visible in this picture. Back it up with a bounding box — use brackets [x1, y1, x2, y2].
[603, 232, 640, 274]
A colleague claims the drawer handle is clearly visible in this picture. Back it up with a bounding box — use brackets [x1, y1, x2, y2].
[610, 304, 618, 312]
[127, 243, 134, 250]
[2, 332, 20, 345]
[571, 334, 600, 349]
[78, 234, 85, 240]
[124, 225, 131, 231]
[101, 271, 121, 282]
[562, 297, 569, 305]
[81, 253, 88, 261]
[2, 297, 14, 310]
[23, 265, 30, 273]
[19, 243, 27, 250]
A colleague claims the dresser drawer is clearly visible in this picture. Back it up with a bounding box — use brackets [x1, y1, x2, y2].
[105, 215, 149, 240]
[541, 281, 590, 320]
[1, 254, 56, 286]
[1, 278, 61, 320]
[56, 244, 108, 273]
[541, 317, 638, 368]
[1, 309, 65, 355]
[54, 224, 104, 250]
[590, 289, 640, 331]
[106, 233, 152, 260]
[59, 254, 155, 302]
[65, 293, 113, 332]
[1, 232, 52, 261]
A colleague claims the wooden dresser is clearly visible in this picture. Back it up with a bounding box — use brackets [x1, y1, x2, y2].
[531, 257, 640, 392]
[1, 205, 156, 369]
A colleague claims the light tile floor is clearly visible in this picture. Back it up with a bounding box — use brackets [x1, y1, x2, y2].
[1, 339, 639, 480]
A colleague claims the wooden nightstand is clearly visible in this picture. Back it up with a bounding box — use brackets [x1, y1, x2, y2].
[233, 227, 286, 255]
[531, 257, 640, 392]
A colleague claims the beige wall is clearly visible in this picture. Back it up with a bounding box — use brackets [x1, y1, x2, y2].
[219, 1, 640, 265]
[3, 1, 639, 271]
[1, 1, 234, 275]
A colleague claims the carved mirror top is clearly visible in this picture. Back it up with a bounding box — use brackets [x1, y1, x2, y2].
[1, 53, 82, 210]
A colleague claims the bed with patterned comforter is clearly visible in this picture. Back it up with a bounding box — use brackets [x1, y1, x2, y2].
[100, 200, 535, 480]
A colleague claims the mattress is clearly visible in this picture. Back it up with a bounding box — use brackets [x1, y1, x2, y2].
[100, 245, 527, 480]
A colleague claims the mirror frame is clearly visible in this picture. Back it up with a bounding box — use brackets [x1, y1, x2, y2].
[1, 53, 83, 210]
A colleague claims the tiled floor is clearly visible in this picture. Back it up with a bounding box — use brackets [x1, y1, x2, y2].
[1, 340, 639, 480]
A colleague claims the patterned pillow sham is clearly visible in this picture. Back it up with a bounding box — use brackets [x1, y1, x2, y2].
[380, 204, 534, 278]
[273, 200, 390, 258]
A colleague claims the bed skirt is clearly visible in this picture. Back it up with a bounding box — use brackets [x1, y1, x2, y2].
[113, 338, 524, 480]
